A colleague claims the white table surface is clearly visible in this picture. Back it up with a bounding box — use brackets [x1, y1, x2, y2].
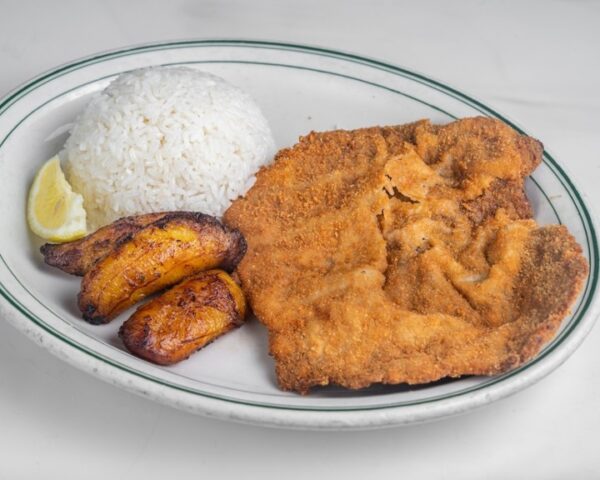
[1, 1, 599, 478]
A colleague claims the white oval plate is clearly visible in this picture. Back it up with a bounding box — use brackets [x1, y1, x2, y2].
[0, 40, 598, 430]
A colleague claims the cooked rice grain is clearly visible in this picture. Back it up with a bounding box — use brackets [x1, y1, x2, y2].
[63, 67, 275, 229]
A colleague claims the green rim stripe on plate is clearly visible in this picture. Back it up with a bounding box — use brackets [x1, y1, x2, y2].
[0, 41, 596, 412]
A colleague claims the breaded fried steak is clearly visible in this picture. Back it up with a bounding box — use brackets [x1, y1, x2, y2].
[224, 117, 588, 394]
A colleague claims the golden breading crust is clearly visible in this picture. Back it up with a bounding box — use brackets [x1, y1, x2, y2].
[224, 117, 588, 393]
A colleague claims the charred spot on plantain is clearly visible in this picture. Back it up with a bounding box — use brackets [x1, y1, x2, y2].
[40, 243, 81, 270]
[118, 320, 152, 350]
[93, 238, 112, 250]
[152, 211, 214, 230]
[176, 288, 197, 307]
[113, 232, 135, 250]
[140, 322, 153, 348]
[201, 274, 234, 310]
[81, 303, 107, 325]
[39, 243, 58, 257]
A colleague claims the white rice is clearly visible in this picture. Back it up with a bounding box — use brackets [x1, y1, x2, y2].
[62, 67, 275, 229]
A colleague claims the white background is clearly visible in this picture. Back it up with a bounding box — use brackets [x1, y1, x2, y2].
[1, 1, 599, 478]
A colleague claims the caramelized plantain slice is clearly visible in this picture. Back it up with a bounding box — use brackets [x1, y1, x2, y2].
[119, 269, 247, 365]
[78, 212, 246, 324]
[40, 212, 169, 275]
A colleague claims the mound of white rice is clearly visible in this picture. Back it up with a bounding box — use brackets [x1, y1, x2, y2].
[63, 67, 275, 229]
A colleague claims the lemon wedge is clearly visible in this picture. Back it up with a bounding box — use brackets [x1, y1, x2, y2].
[27, 155, 87, 242]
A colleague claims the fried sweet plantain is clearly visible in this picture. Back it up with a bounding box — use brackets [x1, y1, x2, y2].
[119, 270, 247, 365]
[40, 212, 169, 275]
[78, 212, 246, 324]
